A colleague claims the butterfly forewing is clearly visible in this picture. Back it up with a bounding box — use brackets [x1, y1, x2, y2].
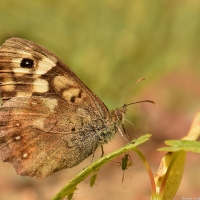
[0, 38, 108, 116]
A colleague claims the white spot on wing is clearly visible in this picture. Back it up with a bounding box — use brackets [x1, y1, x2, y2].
[22, 153, 28, 159]
[44, 98, 58, 112]
[16, 123, 20, 127]
[35, 57, 55, 75]
[16, 91, 32, 97]
[33, 79, 49, 93]
[15, 136, 21, 140]
[32, 118, 45, 129]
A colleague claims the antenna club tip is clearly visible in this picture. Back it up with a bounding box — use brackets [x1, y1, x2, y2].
[148, 100, 156, 106]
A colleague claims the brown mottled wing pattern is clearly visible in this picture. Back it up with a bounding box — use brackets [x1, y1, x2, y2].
[0, 38, 110, 178]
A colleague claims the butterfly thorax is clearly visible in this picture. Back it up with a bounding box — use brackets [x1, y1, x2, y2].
[98, 105, 127, 144]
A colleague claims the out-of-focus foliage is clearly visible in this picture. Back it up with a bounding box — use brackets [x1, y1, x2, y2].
[1, 0, 200, 108]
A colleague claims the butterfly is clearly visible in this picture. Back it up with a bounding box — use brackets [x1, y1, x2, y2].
[0, 38, 128, 179]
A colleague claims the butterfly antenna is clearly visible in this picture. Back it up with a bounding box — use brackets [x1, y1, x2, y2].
[118, 78, 145, 107]
[124, 100, 156, 107]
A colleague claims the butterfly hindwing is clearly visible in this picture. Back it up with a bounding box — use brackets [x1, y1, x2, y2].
[0, 95, 103, 178]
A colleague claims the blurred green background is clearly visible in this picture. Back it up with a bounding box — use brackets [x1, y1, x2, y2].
[0, 1, 200, 200]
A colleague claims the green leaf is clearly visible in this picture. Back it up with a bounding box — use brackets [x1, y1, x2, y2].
[154, 151, 186, 200]
[159, 140, 200, 153]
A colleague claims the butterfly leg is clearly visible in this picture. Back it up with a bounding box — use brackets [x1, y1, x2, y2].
[90, 152, 95, 164]
[89, 143, 98, 164]
[117, 125, 130, 142]
[100, 145, 104, 157]
[89, 144, 104, 165]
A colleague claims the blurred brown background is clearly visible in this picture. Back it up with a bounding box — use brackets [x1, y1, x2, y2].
[0, 0, 200, 199]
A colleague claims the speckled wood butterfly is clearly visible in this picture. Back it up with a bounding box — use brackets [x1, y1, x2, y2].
[0, 38, 129, 179]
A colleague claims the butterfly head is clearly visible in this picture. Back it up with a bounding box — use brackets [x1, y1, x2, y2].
[112, 104, 128, 123]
